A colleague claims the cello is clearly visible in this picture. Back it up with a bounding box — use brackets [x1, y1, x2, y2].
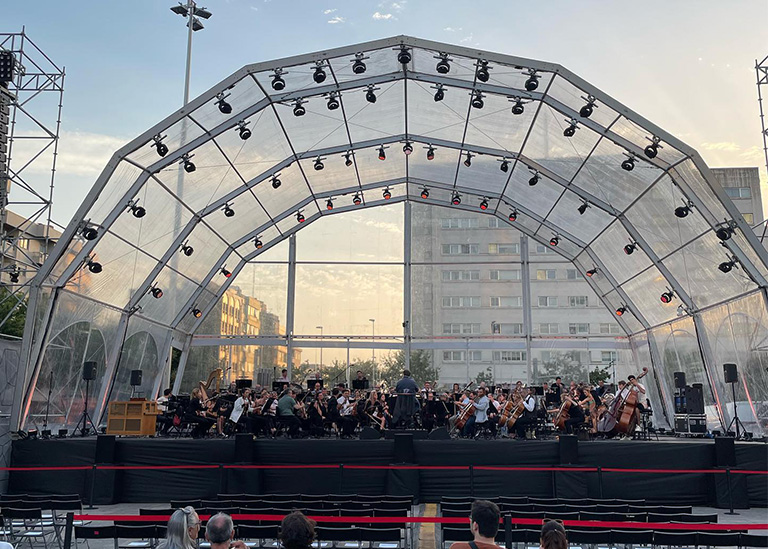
[596, 367, 649, 436]
[553, 398, 572, 432]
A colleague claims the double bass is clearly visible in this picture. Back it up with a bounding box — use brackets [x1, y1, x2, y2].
[596, 367, 649, 436]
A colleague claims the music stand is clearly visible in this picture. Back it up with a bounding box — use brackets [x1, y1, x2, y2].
[352, 379, 369, 390]
[307, 379, 324, 391]
[273, 381, 289, 392]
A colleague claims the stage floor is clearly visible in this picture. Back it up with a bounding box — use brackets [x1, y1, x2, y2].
[9, 437, 767, 507]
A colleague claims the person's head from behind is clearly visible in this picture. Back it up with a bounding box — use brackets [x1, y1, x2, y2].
[540, 519, 567, 549]
[403, 369, 411, 377]
[164, 388, 172, 397]
[279, 511, 316, 549]
[165, 506, 199, 549]
[205, 513, 233, 547]
[282, 369, 288, 376]
[469, 500, 500, 539]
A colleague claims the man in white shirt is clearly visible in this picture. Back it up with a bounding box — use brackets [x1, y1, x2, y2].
[229, 388, 251, 433]
[336, 389, 357, 437]
[277, 369, 290, 382]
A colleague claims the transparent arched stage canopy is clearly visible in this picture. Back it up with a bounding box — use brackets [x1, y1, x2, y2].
[13, 36, 768, 436]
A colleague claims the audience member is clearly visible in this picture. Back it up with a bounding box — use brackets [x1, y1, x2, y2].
[158, 506, 200, 549]
[540, 519, 568, 549]
[205, 513, 246, 549]
[449, 499, 502, 549]
[279, 511, 316, 549]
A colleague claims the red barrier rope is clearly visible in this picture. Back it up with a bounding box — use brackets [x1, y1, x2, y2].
[70, 514, 768, 531]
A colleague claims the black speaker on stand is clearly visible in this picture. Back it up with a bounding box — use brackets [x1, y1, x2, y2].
[73, 362, 98, 437]
[674, 371, 687, 389]
[130, 369, 142, 398]
[723, 363, 747, 440]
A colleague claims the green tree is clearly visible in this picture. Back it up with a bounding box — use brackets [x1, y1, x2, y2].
[475, 366, 494, 385]
[380, 349, 439, 386]
[535, 351, 588, 384]
[0, 287, 27, 338]
[588, 364, 612, 385]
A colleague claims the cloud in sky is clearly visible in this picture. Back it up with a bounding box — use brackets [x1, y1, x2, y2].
[372, 12, 394, 20]
[327, 16, 345, 24]
[443, 27, 462, 32]
[700, 142, 741, 152]
[323, 8, 337, 14]
[390, 1, 407, 10]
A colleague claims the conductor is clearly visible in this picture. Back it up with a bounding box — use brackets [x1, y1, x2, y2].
[392, 369, 419, 428]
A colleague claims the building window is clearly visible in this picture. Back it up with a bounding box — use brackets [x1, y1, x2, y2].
[568, 323, 590, 334]
[443, 323, 481, 334]
[17, 238, 30, 250]
[442, 243, 479, 255]
[538, 296, 558, 308]
[568, 296, 588, 307]
[536, 269, 556, 280]
[442, 270, 480, 281]
[491, 296, 522, 307]
[492, 350, 526, 362]
[599, 323, 622, 334]
[743, 213, 754, 224]
[566, 269, 578, 280]
[487, 217, 502, 228]
[488, 243, 520, 254]
[469, 351, 483, 362]
[725, 187, 751, 199]
[441, 218, 480, 229]
[539, 323, 559, 334]
[442, 296, 481, 308]
[493, 322, 523, 335]
[601, 351, 618, 363]
[443, 351, 464, 362]
[489, 269, 521, 280]
[535, 245, 556, 254]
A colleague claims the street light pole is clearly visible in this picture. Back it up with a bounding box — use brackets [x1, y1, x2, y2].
[170, 1, 212, 106]
[316, 325, 323, 374]
[369, 318, 376, 382]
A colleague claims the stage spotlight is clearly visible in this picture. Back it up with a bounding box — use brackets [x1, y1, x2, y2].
[624, 243, 637, 255]
[500, 159, 509, 173]
[476, 61, 490, 82]
[621, 157, 635, 171]
[716, 225, 733, 241]
[378, 146, 386, 161]
[181, 244, 194, 256]
[271, 71, 286, 91]
[615, 306, 626, 316]
[9, 271, 19, 283]
[451, 192, 461, 206]
[353, 194, 362, 205]
[151, 287, 164, 299]
[719, 260, 736, 273]
[238, 124, 252, 140]
[313, 63, 327, 84]
[221, 267, 232, 278]
[579, 96, 597, 118]
[645, 142, 659, 159]
[271, 175, 281, 189]
[511, 99, 525, 115]
[216, 94, 232, 114]
[525, 72, 539, 91]
[344, 152, 353, 167]
[472, 91, 484, 109]
[314, 157, 324, 171]
[326, 198, 334, 210]
[397, 47, 411, 65]
[420, 188, 429, 199]
[296, 212, 305, 223]
[326, 94, 340, 111]
[403, 141, 413, 155]
[366, 86, 377, 103]
[529, 173, 540, 186]
[82, 227, 98, 241]
[152, 135, 168, 157]
[383, 188, 392, 200]
[223, 204, 235, 217]
[586, 268, 597, 277]
[463, 152, 473, 167]
[563, 121, 577, 138]
[578, 202, 588, 215]
[549, 236, 559, 247]
[192, 308, 203, 318]
[436, 54, 451, 74]
[508, 210, 518, 222]
[426, 146, 435, 161]
[293, 101, 306, 117]
[254, 237, 263, 249]
[130, 203, 146, 218]
[433, 85, 445, 102]
[675, 205, 690, 218]
[352, 54, 367, 74]
[87, 261, 102, 274]
[479, 199, 488, 210]
[183, 156, 196, 173]
[660, 290, 674, 304]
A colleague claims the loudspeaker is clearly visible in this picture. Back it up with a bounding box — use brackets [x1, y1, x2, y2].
[82, 361, 97, 381]
[686, 384, 705, 415]
[393, 433, 414, 464]
[129, 369, 142, 386]
[559, 435, 578, 465]
[359, 426, 382, 440]
[94, 435, 116, 463]
[723, 363, 738, 384]
[236, 378, 252, 390]
[234, 433, 253, 463]
[674, 371, 687, 389]
[715, 437, 737, 467]
[428, 427, 451, 440]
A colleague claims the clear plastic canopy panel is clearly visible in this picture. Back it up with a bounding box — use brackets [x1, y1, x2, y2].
[12, 36, 768, 437]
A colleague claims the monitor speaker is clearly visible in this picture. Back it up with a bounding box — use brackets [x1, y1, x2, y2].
[129, 369, 142, 387]
[234, 433, 253, 462]
[715, 436, 737, 467]
[723, 363, 738, 384]
[686, 384, 705, 415]
[673, 371, 687, 389]
[393, 433, 415, 463]
[236, 378, 252, 390]
[359, 426, 382, 440]
[82, 361, 97, 381]
[95, 435, 116, 464]
[559, 435, 578, 465]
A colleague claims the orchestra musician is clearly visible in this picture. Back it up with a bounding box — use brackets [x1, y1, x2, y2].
[336, 388, 357, 438]
[186, 388, 215, 438]
[276, 369, 290, 383]
[308, 389, 327, 437]
[513, 387, 537, 439]
[277, 388, 303, 438]
[420, 391, 438, 431]
[229, 388, 252, 433]
[562, 391, 585, 434]
[393, 369, 419, 429]
[463, 387, 489, 438]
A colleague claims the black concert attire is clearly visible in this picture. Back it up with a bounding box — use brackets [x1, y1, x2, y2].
[564, 398, 585, 434]
[420, 397, 437, 431]
[595, 384, 607, 399]
[392, 375, 420, 428]
[186, 397, 215, 438]
[255, 397, 276, 437]
[308, 400, 326, 437]
[514, 394, 538, 438]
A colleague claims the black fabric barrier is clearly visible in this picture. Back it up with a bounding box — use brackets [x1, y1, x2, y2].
[8, 437, 767, 506]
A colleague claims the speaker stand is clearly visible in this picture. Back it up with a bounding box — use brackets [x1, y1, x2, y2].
[73, 379, 97, 437]
[725, 382, 747, 440]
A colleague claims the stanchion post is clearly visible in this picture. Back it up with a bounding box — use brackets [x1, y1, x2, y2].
[597, 466, 603, 499]
[87, 464, 96, 509]
[339, 464, 344, 494]
[63, 511, 74, 549]
[469, 465, 474, 497]
[724, 467, 738, 516]
[219, 464, 227, 494]
[551, 467, 557, 498]
[504, 514, 511, 549]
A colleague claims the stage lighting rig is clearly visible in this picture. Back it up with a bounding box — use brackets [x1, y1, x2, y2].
[397, 46, 412, 65]
[314, 157, 325, 171]
[426, 145, 436, 160]
[221, 266, 232, 278]
[236, 120, 251, 140]
[463, 152, 473, 167]
[402, 141, 413, 155]
[615, 305, 626, 316]
[326, 198, 334, 210]
[563, 119, 578, 138]
[433, 84, 445, 102]
[326, 92, 340, 111]
[524, 69, 539, 91]
[383, 188, 392, 200]
[644, 136, 662, 159]
[675, 201, 694, 219]
[623, 242, 637, 255]
[718, 257, 737, 273]
[578, 201, 589, 215]
[586, 268, 597, 277]
[128, 200, 146, 218]
[508, 210, 518, 222]
[471, 91, 484, 109]
[215, 92, 232, 114]
[479, 198, 489, 210]
[475, 60, 491, 82]
[510, 97, 527, 115]
[254, 237, 263, 249]
[271, 174, 281, 188]
[81, 225, 99, 241]
[313, 61, 327, 84]
[420, 187, 430, 199]
[436, 53, 451, 74]
[579, 95, 597, 118]
[344, 152, 353, 167]
[366, 85, 378, 103]
[296, 211, 305, 223]
[528, 172, 540, 186]
[378, 145, 387, 161]
[549, 235, 559, 247]
[499, 158, 510, 173]
[353, 194, 362, 205]
[222, 203, 235, 217]
[293, 99, 307, 117]
[451, 192, 461, 206]
[180, 242, 194, 256]
[715, 221, 736, 241]
[271, 69, 286, 91]
[660, 289, 675, 304]
[151, 134, 168, 157]
[87, 260, 102, 274]
[352, 53, 367, 74]
[192, 308, 203, 318]
[150, 285, 164, 299]
[8, 268, 19, 284]
[181, 154, 196, 173]
[621, 153, 636, 172]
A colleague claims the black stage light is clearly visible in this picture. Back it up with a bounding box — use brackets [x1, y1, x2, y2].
[352, 55, 366, 74]
[353, 194, 362, 205]
[326, 198, 334, 210]
[472, 91, 484, 109]
[183, 159, 196, 173]
[525, 73, 539, 91]
[271, 73, 286, 91]
[217, 97, 232, 114]
[624, 243, 636, 255]
[181, 244, 194, 256]
[271, 175, 281, 189]
[578, 202, 588, 215]
[615, 306, 626, 316]
[221, 267, 232, 278]
[479, 199, 488, 210]
[434, 86, 445, 102]
[378, 146, 386, 161]
[153, 135, 168, 157]
[151, 287, 163, 299]
[87, 261, 102, 274]
[296, 212, 305, 223]
[563, 123, 577, 138]
[463, 153, 473, 167]
[293, 102, 306, 117]
[508, 210, 517, 222]
[579, 103, 594, 118]
[313, 64, 327, 84]
[82, 227, 98, 241]
[529, 173, 540, 186]
[675, 205, 690, 218]
[500, 159, 509, 173]
[511, 100, 525, 115]
[644, 143, 659, 159]
[397, 47, 411, 65]
[327, 94, 340, 110]
[383, 188, 392, 200]
[451, 192, 461, 206]
[621, 157, 635, 172]
[314, 158, 324, 171]
[420, 188, 429, 199]
[344, 152, 353, 167]
[660, 291, 674, 304]
[586, 268, 597, 277]
[716, 226, 733, 241]
[403, 142, 413, 155]
[223, 204, 235, 217]
[366, 87, 377, 103]
[718, 260, 736, 273]
[426, 146, 435, 161]
[476, 61, 490, 82]
[254, 237, 263, 249]
[549, 236, 559, 246]
[238, 125, 252, 140]
[130, 204, 146, 218]
[192, 308, 203, 318]
[9, 271, 19, 283]
[436, 55, 451, 74]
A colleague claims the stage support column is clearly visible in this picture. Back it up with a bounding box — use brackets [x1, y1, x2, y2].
[286, 234, 297, 378]
[520, 235, 532, 384]
[403, 201, 412, 371]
